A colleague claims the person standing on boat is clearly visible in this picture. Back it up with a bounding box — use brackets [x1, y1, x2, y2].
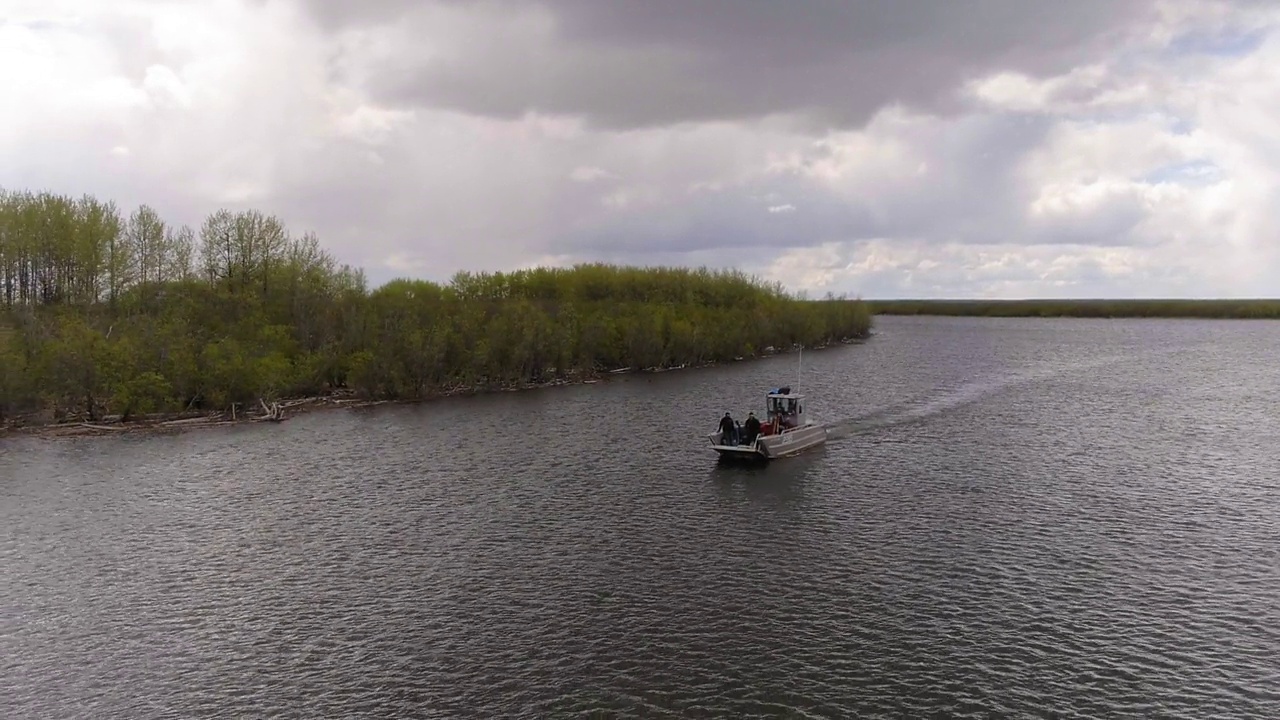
[743, 412, 761, 444]
[719, 412, 738, 445]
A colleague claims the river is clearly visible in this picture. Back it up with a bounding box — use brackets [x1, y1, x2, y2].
[3, 315, 1279, 718]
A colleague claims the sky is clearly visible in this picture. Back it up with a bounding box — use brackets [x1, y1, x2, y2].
[3, 0, 1279, 299]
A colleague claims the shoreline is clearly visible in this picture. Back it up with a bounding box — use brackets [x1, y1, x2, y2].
[2, 338, 865, 440]
[868, 298, 1280, 319]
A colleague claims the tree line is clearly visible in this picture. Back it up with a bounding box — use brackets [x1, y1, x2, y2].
[0, 189, 872, 424]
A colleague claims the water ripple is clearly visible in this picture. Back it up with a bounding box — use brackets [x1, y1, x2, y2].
[3, 316, 1280, 718]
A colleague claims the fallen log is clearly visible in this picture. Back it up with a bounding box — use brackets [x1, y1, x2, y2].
[79, 423, 132, 432]
[279, 397, 323, 409]
[160, 416, 223, 427]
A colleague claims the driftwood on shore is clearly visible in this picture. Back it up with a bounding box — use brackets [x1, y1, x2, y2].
[161, 415, 224, 427]
[259, 399, 286, 422]
[79, 422, 131, 432]
[1, 397, 295, 438]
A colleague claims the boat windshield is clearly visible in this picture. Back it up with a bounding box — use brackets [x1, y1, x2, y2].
[767, 396, 799, 415]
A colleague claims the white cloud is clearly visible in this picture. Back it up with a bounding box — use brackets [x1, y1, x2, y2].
[762, 239, 1205, 299]
[2, 0, 1280, 297]
[569, 166, 616, 183]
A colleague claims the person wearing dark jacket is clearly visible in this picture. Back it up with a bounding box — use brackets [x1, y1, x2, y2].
[718, 412, 738, 444]
[742, 411, 762, 444]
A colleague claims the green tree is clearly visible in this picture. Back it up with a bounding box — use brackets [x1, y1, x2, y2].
[0, 187, 875, 426]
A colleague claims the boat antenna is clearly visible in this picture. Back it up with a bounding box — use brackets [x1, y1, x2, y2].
[797, 344, 802, 391]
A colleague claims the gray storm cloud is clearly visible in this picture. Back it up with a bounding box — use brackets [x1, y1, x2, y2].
[308, 0, 1160, 129]
[4, 0, 1279, 298]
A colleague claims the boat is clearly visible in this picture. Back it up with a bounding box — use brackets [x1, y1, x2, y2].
[707, 385, 828, 461]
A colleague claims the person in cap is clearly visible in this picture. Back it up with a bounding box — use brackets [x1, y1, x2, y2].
[743, 411, 762, 444]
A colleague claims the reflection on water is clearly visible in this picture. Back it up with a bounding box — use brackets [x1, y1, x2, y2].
[3, 316, 1280, 718]
[709, 446, 826, 504]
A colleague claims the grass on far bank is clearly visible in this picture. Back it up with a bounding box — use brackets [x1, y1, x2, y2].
[867, 299, 1280, 319]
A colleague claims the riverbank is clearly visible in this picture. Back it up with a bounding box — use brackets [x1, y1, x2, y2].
[2, 376, 587, 439]
[869, 299, 1280, 318]
[1, 338, 863, 440]
[3, 190, 872, 428]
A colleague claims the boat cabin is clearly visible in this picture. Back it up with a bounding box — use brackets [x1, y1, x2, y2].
[764, 386, 806, 433]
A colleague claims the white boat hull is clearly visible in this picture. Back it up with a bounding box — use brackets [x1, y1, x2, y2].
[707, 424, 827, 460]
[756, 424, 828, 459]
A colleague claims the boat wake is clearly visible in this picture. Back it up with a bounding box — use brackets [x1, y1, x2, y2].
[821, 353, 1132, 441]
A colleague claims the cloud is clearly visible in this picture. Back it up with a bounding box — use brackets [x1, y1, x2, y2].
[568, 166, 616, 183]
[764, 238, 1206, 300]
[312, 0, 1163, 130]
[2, 0, 1280, 299]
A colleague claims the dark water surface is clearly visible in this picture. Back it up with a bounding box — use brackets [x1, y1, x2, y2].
[3, 316, 1280, 718]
